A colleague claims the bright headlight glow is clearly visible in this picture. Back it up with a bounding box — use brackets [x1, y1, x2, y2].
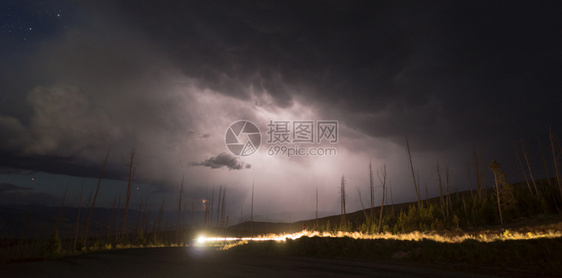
[197, 236, 206, 244]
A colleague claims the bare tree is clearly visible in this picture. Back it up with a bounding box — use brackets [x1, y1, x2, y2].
[437, 162, 446, 219]
[340, 175, 347, 226]
[182, 201, 187, 232]
[356, 187, 368, 219]
[216, 186, 222, 227]
[123, 148, 136, 234]
[466, 163, 474, 198]
[538, 137, 552, 185]
[214, 185, 226, 228]
[221, 186, 227, 228]
[190, 200, 195, 226]
[142, 198, 150, 233]
[446, 163, 452, 214]
[153, 198, 165, 236]
[377, 164, 386, 234]
[490, 160, 504, 224]
[176, 175, 184, 243]
[369, 160, 375, 220]
[81, 189, 93, 236]
[489, 160, 516, 225]
[406, 136, 421, 209]
[108, 197, 115, 241]
[461, 194, 468, 219]
[521, 140, 539, 196]
[74, 181, 84, 250]
[209, 185, 215, 227]
[515, 147, 534, 195]
[115, 194, 121, 240]
[133, 197, 143, 233]
[239, 207, 243, 238]
[473, 144, 483, 200]
[389, 180, 394, 216]
[481, 159, 488, 197]
[55, 185, 68, 231]
[424, 183, 428, 204]
[86, 147, 110, 242]
[315, 187, 319, 229]
[550, 128, 562, 200]
[250, 181, 254, 238]
[204, 185, 209, 228]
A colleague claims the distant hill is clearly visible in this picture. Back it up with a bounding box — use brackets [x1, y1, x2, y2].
[0, 204, 204, 239]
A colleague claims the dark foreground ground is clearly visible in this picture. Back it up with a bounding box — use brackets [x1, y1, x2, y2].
[0, 246, 537, 278]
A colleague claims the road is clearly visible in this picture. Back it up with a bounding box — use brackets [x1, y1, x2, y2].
[1, 246, 509, 278]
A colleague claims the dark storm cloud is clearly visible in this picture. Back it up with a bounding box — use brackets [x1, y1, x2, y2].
[0, 0, 561, 214]
[104, 0, 561, 152]
[0, 1, 200, 185]
[1, 0, 559, 169]
[192, 152, 250, 170]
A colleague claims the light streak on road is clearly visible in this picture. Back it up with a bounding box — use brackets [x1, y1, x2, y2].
[195, 231, 307, 244]
[195, 228, 562, 245]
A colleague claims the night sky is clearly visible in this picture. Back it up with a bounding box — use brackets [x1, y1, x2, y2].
[1, 1, 561, 221]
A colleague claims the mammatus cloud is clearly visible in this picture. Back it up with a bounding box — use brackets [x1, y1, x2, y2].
[192, 152, 251, 170]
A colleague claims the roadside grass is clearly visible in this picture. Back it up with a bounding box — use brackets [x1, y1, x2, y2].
[220, 221, 562, 275]
[224, 219, 562, 244]
[226, 235, 562, 275]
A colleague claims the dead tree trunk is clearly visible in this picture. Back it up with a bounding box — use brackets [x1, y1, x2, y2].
[473, 144, 482, 200]
[340, 175, 347, 226]
[55, 186, 68, 231]
[446, 163, 452, 214]
[550, 129, 562, 201]
[176, 175, 184, 243]
[489, 160, 508, 225]
[521, 140, 539, 196]
[74, 181, 84, 250]
[250, 181, 254, 238]
[123, 148, 136, 234]
[315, 187, 319, 229]
[369, 160, 375, 220]
[377, 164, 386, 234]
[437, 162, 446, 220]
[466, 163, 474, 198]
[356, 187, 368, 219]
[86, 147, 110, 242]
[515, 148, 534, 196]
[538, 137, 551, 185]
[406, 136, 421, 209]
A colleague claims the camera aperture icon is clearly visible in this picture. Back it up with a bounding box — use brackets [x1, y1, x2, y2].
[225, 120, 261, 156]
